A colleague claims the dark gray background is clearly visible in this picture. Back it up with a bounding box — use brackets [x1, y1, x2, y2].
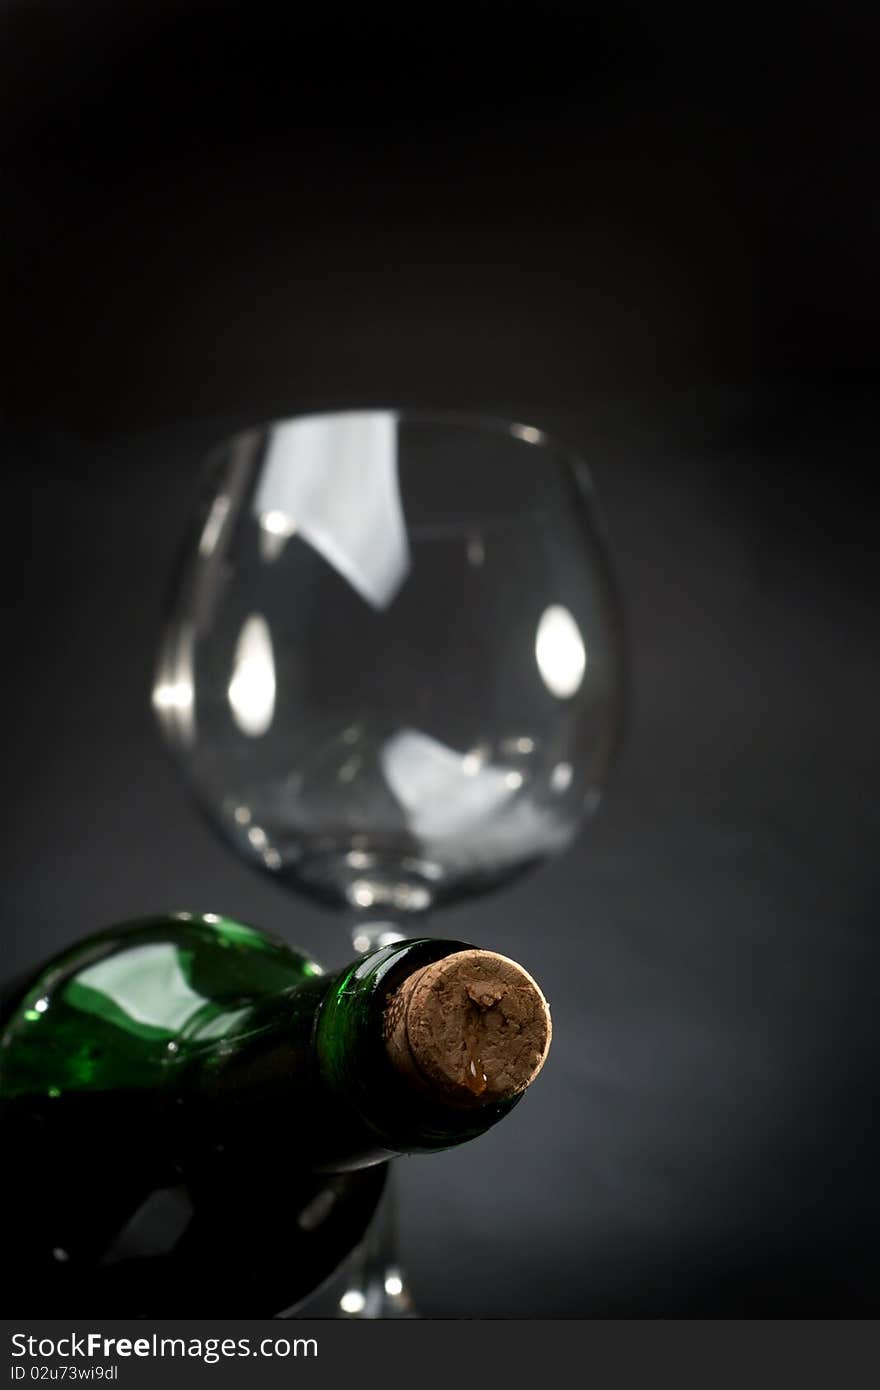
[4, 2, 879, 1315]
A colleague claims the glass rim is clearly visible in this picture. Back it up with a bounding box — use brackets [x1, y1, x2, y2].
[204, 405, 593, 481]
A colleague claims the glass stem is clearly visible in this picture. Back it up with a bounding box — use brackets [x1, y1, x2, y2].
[338, 1164, 417, 1318]
[339, 907, 429, 1316]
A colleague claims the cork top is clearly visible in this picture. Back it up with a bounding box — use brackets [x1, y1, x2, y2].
[383, 949, 552, 1108]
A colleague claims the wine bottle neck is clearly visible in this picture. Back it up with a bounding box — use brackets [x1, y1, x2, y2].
[315, 938, 546, 1158]
[174, 937, 550, 1171]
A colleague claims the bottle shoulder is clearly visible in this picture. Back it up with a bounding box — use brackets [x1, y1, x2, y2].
[0, 914, 324, 1099]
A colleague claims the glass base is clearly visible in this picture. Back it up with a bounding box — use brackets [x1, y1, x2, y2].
[283, 1179, 418, 1319]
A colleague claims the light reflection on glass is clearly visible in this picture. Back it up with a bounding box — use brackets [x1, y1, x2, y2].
[75, 944, 205, 1034]
[262, 509, 297, 537]
[339, 1289, 366, 1314]
[347, 879, 430, 914]
[228, 614, 276, 737]
[508, 736, 535, 755]
[535, 604, 587, 698]
[152, 621, 196, 747]
[259, 509, 298, 562]
[198, 493, 231, 557]
[550, 761, 573, 794]
[252, 411, 409, 609]
[350, 881, 375, 908]
[380, 729, 520, 840]
[153, 680, 193, 712]
[466, 535, 485, 567]
[509, 422, 544, 445]
[297, 1186, 337, 1232]
[461, 747, 487, 776]
[99, 1186, 194, 1264]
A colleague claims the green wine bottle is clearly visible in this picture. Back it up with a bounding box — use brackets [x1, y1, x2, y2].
[1, 913, 551, 1316]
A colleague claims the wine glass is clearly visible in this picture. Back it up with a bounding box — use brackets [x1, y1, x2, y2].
[152, 408, 625, 1315]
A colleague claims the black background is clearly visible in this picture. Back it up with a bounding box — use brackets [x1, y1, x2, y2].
[3, 2, 879, 1315]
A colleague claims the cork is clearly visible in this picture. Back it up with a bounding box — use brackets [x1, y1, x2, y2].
[383, 950, 552, 1108]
